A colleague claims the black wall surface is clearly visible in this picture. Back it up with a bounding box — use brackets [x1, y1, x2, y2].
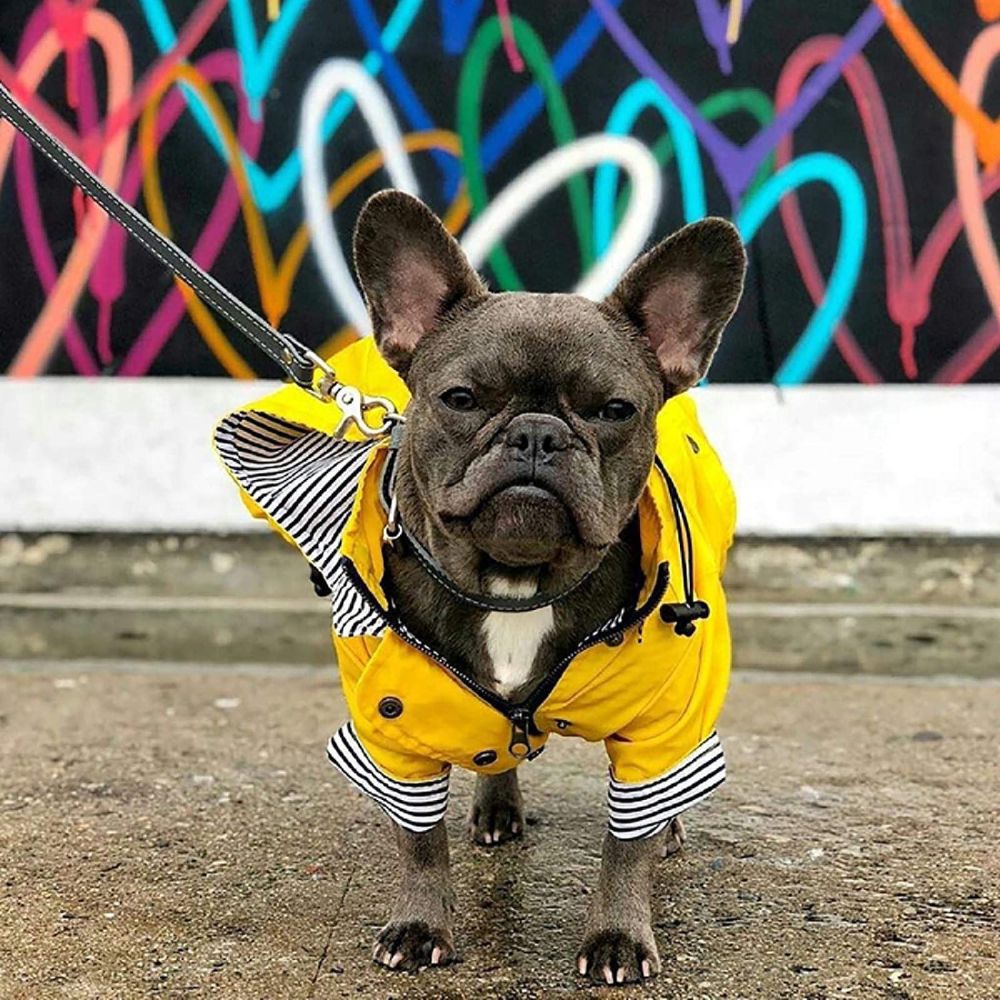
[1, 1, 998, 383]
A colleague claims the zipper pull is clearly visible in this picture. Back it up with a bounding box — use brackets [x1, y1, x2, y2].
[508, 709, 532, 760]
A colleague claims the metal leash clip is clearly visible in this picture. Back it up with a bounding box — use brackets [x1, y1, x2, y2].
[0, 82, 404, 438]
[293, 347, 403, 439]
[330, 383, 401, 439]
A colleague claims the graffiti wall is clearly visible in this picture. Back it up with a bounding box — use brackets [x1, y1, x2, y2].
[0, 1, 998, 384]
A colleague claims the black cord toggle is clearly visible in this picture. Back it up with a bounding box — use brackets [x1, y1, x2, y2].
[659, 600, 710, 637]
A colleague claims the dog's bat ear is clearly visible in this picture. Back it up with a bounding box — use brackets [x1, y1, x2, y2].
[602, 218, 746, 393]
[353, 190, 486, 374]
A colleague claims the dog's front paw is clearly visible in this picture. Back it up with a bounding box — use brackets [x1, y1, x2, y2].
[467, 798, 523, 847]
[467, 771, 524, 846]
[372, 921, 456, 971]
[576, 928, 660, 985]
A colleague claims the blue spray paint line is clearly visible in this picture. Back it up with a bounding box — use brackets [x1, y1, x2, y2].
[593, 79, 706, 256]
[348, 0, 462, 198]
[735, 153, 866, 385]
[439, 0, 486, 54]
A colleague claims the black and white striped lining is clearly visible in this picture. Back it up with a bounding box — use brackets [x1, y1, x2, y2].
[607, 732, 725, 840]
[214, 412, 387, 637]
[326, 721, 449, 832]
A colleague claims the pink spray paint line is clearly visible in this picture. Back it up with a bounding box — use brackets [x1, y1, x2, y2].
[107, 51, 263, 376]
[920, 164, 1000, 382]
[0, 0, 229, 165]
[13, 2, 107, 375]
[942, 23, 1000, 383]
[934, 312, 1000, 383]
[45, 0, 99, 233]
[495, 0, 525, 72]
[14, 7, 99, 375]
[777, 33, 1000, 384]
[13, 41, 260, 375]
[776, 37, 887, 383]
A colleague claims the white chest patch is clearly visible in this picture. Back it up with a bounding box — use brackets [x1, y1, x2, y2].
[482, 577, 553, 697]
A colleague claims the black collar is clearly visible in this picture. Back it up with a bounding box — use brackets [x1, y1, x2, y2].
[379, 446, 597, 612]
[377, 433, 707, 630]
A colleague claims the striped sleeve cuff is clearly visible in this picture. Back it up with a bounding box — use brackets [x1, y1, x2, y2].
[607, 732, 726, 841]
[326, 722, 449, 833]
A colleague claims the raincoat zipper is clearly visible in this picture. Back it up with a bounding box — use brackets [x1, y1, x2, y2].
[340, 557, 670, 760]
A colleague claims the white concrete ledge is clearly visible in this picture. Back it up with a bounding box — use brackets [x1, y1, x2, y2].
[1, 378, 997, 535]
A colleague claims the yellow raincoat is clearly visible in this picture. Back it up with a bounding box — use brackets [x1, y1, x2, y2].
[214, 337, 736, 839]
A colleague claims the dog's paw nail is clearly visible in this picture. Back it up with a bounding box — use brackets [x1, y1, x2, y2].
[603, 966, 614, 985]
[492, 829, 502, 843]
[511, 822, 520, 834]
[642, 959, 652, 978]
[389, 951, 404, 969]
[577, 956, 588, 976]
[431, 946, 441, 965]
[616, 967, 625, 983]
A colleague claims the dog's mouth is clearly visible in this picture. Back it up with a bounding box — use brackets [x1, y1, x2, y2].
[487, 481, 562, 505]
[465, 480, 576, 567]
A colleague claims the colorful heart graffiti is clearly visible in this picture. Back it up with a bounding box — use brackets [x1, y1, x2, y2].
[1, 1, 999, 383]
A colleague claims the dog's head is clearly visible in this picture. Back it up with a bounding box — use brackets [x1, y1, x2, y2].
[353, 191, 745, 596]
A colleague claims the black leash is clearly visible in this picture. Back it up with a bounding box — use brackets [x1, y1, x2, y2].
[1, 82, 317, 391]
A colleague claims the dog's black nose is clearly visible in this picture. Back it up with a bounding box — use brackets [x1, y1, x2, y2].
[504, 414, 569, 465]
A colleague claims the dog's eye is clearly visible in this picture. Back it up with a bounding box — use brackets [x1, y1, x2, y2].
[440, 387, 478, 411]
[598, 399, 637, 422]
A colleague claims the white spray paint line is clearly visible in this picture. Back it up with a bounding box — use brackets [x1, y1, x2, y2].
[299, 59, 418, 333]
[460, 133, 661, 299]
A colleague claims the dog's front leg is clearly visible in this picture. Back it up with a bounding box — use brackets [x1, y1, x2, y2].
[373, 820, 457, 970]
[577, 830, 663, 984]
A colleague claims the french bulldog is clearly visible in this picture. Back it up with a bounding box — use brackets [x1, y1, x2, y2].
[350, 190, 746, 984]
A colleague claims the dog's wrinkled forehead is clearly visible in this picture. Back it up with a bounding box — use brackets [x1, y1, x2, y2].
[408, 292, 660, 398]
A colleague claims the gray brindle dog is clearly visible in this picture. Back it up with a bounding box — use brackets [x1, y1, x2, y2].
[348, 191, 745, 984]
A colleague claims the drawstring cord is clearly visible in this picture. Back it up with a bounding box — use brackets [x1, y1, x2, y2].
[656, 457, 711, 636]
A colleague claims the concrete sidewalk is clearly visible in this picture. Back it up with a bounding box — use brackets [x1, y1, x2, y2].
[1, 663, 998, 1000]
